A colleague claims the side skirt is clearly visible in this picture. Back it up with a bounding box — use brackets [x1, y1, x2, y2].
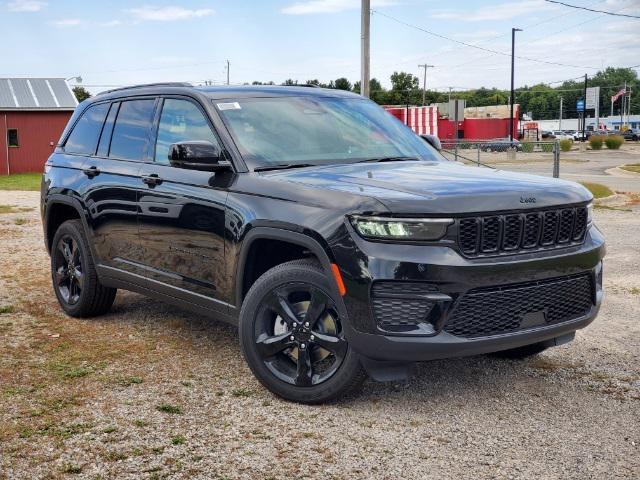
[97, 264, 239, 326]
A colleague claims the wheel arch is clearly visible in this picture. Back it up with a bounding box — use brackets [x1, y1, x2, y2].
[44, 195, 91, 254]
[235, 227, 344, 311]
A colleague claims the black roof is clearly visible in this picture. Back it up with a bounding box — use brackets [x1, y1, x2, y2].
[93, 83, 360, 103]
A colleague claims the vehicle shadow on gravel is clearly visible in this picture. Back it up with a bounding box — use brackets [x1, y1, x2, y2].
[102, 291, 551, 407]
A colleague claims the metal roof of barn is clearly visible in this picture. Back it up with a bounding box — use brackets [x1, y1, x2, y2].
[0, 78, 78, 110]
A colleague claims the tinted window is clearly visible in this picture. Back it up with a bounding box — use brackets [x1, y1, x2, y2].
[154, 99, 219, 165]
[109, 99, 156, 161]
[64, 103, 110, 155]
[96, 102, 118, 157]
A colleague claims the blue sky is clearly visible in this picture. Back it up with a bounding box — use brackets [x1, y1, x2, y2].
[1, 0, 638, 93]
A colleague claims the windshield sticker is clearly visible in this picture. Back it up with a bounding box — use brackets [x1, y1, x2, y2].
[217, 102, 241, 111]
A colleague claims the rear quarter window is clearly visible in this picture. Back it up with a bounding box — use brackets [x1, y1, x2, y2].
[64, 103, 110, 155]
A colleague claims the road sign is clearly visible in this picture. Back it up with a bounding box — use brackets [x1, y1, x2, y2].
[576, 99, 584, 110]
[586, 87, 599, 109]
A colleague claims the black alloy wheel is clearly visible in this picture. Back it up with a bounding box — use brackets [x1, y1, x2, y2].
[239, 259, 365, 403]
[255, 283, 347, 387]
[53, 235, 84, 306]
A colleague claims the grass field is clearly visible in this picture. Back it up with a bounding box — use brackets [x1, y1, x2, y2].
[580, 182, 614, 199]
[620, 164, 640, 174]
[0, 173, 42, 191]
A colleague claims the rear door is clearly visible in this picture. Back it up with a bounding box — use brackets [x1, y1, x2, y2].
[81, 97, 157, 275]
[137, 96, 230, 312]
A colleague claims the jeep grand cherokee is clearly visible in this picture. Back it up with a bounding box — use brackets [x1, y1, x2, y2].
[41, 83, 605, 403]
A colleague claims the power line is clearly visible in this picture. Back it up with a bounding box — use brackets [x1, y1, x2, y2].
[371, 9, 601, 70]
[544, 0, 640, 18]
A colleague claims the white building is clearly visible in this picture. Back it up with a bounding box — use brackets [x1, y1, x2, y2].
[537, 115, 640, 132]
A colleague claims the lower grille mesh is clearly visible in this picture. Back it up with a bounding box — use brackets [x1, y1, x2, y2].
[371, 282, 438, 329]
[444, 274, 594, 338]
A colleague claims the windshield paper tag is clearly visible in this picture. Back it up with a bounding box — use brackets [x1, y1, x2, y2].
[217, 102, 241, 111]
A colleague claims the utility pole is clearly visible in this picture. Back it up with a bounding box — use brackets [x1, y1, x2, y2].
[360, 0, 370, 98]
[448, 87, 452, 103]
[226, 60, 230, 85]
[509, 27, 522, 142]
[418, 63, 434, 106]
[621, 81, 626, 128]
[582, 74, 587, 141]
[559, 96, 563, 130]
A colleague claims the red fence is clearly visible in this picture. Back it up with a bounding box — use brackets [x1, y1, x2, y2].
[384, 106, 438, 135]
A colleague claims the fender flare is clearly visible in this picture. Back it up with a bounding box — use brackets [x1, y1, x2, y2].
[234, 227, 346, 314]
[43, 194, 94, 256]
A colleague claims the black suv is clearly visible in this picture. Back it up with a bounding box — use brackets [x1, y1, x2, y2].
[41, 84, 605, 403]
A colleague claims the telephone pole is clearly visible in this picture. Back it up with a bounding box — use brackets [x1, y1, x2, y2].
[418, 64, 434, 106]
[226, 60, 230, 85]
[361, 0, 370, 98]
[582, 74, 587, 141]
[509, 27, 522, 142]
[559, 96, 563, 130]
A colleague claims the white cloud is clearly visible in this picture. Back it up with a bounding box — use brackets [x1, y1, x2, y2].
[282, 0, 395, 15]
[125, 5, 215, 22]
[432, 0, 554, 22]
[50, 18, 82, 27]
[100, 20, 122, 27]
[7, 0, 47, 12]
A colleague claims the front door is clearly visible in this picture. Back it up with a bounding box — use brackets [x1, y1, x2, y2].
[137, 97, 230, 313]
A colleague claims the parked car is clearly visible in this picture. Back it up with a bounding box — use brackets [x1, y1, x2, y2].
[41, 84, 605, 403]
[621, 129, 639, 141]
[479, 138, 523, 152]
[551, 130, 573, 141]
[541, 130, 554, 139]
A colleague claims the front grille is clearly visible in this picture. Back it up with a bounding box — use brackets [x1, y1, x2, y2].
[444, 274, 594, 338]
[457, 206, 588, 256]
[371, 282, 438, 329]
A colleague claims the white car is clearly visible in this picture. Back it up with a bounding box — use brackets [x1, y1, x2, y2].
[551, 130, 573, 141]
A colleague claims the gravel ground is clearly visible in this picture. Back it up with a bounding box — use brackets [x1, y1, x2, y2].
[0, 191, 638, 480]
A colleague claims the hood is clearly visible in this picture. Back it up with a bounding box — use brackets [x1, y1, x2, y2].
[263, 160, 592, 214]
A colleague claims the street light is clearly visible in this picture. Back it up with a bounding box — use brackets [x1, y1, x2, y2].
[66, 76, 82, 83]
[509, 28, 522, 142]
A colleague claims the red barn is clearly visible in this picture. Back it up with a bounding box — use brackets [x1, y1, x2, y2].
[0, 78, 77, 175]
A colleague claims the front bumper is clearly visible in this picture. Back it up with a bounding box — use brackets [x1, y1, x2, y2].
[331, 224, 605, 362]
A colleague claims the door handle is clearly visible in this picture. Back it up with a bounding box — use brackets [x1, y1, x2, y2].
[82, 166, 100, 178]
[142, 174, 163, 186]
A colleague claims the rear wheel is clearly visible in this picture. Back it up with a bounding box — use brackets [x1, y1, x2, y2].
[492, 342, 549, 359]
[239, 259, 365, 403]
[51, 220, 116, 318]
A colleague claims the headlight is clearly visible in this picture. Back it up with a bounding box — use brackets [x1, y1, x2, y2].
[350, 216, 453, 241]
[587, 202, 593, 227]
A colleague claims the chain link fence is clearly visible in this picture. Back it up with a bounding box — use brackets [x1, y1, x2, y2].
[439, 139, 561, 178]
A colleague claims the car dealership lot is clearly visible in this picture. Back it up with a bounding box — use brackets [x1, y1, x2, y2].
[0, 190, 638, 479]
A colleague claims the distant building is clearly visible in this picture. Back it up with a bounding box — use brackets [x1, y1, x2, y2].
[536, 115, 640, 132]
[0, 78, 77, 175]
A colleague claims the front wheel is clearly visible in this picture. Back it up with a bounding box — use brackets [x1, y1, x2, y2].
[239, 259, 366, 404]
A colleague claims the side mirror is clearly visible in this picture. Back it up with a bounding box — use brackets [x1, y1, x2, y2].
[168, 141, 231, 172]
[420, 134, 442, 152]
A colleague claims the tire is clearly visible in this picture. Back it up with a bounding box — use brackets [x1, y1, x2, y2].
[50, 219, 116, 318]
[491, 342, 549, 360]
[239, 259, 366, 404]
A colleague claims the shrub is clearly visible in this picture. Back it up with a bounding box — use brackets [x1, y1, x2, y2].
[604, 135, 624, 150]
[589, 136, 604, 150]
[521, 141, 534, 153]
[541, 143, 554, 153]
[559, 139, 572, 152]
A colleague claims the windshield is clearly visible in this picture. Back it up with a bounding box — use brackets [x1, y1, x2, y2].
[213, 96, 441, 169]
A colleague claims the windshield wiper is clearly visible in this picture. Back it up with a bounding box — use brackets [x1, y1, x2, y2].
[356, 156, 419, 163]
[254, 163, 317, 172]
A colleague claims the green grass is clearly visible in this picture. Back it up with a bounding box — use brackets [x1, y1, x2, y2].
[621, 163, 640, 174]
[171, 434, 186, 445]
[594, 205, 631, 212]
[0, 173, 42, 191]
[580, 182, 613, 199]
[0, 305, 15, 314]
[156, 403, 182, 415]
[14, 217, 27, 225]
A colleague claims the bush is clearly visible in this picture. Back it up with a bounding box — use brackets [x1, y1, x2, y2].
[521, 141, 534, 153]
[559, 139, 572, 152]
[541, 143, 554, 153]
[589, 136, 604, 150]
[604, 135, 624, 150]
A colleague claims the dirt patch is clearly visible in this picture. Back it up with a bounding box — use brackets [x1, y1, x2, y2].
[0, 191, 638, 479]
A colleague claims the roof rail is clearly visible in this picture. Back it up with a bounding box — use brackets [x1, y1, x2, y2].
[97, 82, 193, 96]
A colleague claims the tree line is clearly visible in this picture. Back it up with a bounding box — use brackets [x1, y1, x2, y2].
[73, 67, 637, 121]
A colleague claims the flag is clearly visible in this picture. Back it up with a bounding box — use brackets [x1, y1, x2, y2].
[611, 88, 626, 103]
